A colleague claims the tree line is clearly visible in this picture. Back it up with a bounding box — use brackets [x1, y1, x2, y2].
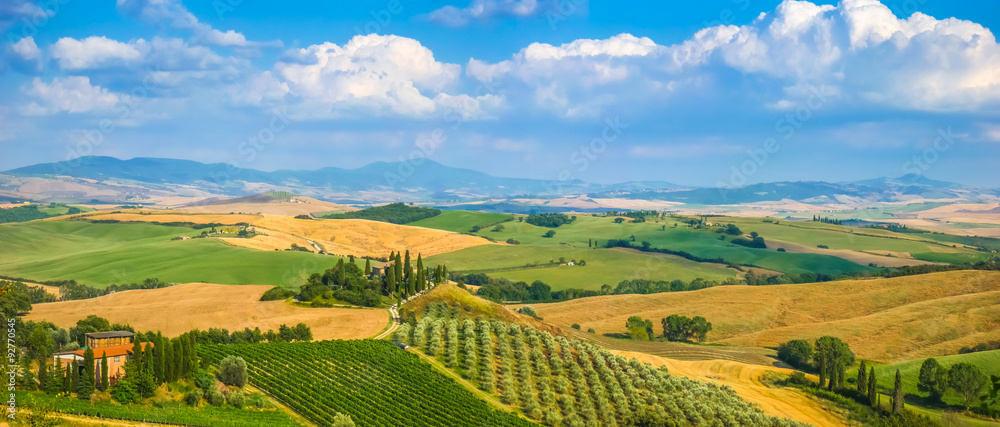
[524, 213, 575, 228]
[321, 202, 441, 224]
[624, 315, 712, 342]
[289, 250, 447, 307]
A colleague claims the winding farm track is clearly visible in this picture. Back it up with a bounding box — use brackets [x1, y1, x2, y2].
[373, 285, 435, 340]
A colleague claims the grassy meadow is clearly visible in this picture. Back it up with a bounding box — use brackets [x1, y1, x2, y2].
[865, 349, 1000, 408]
[0, 220, 345, 288]
[425, 214, 893, 289]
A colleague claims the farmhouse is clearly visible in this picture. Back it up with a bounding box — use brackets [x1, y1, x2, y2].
[53, 331, 152, 385]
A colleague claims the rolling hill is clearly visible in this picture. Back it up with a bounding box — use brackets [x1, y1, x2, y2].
[5, 156, 996, 205]
[525, 270, 1000, 362]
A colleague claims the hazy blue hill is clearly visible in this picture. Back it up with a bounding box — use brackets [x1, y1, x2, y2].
[5, 156, 990, 204]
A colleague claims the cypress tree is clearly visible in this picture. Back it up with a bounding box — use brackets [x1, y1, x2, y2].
[857, 361, 868, 395]
[164, 339, 174, 383]
[868, 367, 878, 408]
[61, 362, 71, 393]
[442, 265, 448, 282]
[37, 357, 47, 392]
[416, 254, 424, 291]
[387, 265, 397, 295]
[171, 338, 182, 381]
[364, 259, 371, 276]
[403, 250, 411, 282]
[407, 273, 415, 296]
[46, 362, 60, 395]
[156, 335, 167, 383]
[178, 337, 188, 378]
[79, 348, 95, 399]
[188, 333, 198, 375]
[817, 355, 827, 389]
[70, 361, 79, 394]
[130, 339, 143, 371]
[892, 369, 904, 414]
[394, 254, 403, 284]
[100, 352, 109, 391]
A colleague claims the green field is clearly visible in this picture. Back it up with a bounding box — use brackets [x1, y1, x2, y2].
[0, 220, 343, 288]
[716, 217, 986, 263]
[409, 210, 514, 233]
[425, 214, 881, 289]
[865, 350, 1000, 408]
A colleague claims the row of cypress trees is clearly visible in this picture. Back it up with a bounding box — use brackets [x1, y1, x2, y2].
[857, 361, 904, 414]
[35, 332, 198, 401]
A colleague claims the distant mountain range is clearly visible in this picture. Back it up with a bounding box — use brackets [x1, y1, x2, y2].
[3, 156, 996, 206]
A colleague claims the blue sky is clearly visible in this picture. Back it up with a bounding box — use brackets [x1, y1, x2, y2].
[1, 0, 998, 188]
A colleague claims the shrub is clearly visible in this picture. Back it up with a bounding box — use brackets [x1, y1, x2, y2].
[543, 230, 555, 238]
[506, 238, 520, 245]
[817, 244, 829, 249]
[587, 328, 595, 334]
[332, 412, 356, 427]
[786, 371, 811, 386]
[110, 378, 139, 404]
[195, 370, 215, 390]
[207, 387, 225, 407]
[217, 355, 248, 388]
[184, 389, 203, 406]
[777, 339, 813, 369]
[517, 306, 538, 318]
[571, 324, 581, 330]
[777, 248, 786, 252]
[227, 390, 245, 409]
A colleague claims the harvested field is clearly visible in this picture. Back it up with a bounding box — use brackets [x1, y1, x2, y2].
[529, 270, 1000, 362]
[25, 283, 388, 340]
[617, 351, 849, 427]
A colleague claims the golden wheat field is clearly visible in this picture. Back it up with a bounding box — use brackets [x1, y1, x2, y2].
[25, 283, 388, 340]
[73, 210, 493, 258]
[616, 351, 849, 427]
[528, 270, 1000, 362]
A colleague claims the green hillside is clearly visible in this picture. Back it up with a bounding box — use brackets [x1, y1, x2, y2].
[867, 350, 1000, 408]
[0, 220, 343, 288]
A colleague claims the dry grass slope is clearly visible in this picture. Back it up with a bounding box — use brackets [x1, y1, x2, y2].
[25, 283, 388, 340]
[530, 270, 1000, 362]
[617, 351, 849, 427]
[77, 210, 492, 258]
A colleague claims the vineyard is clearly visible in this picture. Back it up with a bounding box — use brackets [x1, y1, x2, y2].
[198, 340, 537, 427]
[393, 302, 807, 427]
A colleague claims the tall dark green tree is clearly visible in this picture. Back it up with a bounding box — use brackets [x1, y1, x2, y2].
[188, 334, 198, 376]
[868, 367, 878, 408]
[403, 250, 411, 282]
[815, 336, 854, 390]
[892, 369, 904, 414]
[45, 361, 61, 395]
[70, 360, 79, 394]
[164, 339, 174, 383]
[857, 361, 868, 395]
[364, 259, 372, 276]
[62, 362, 70, 393]
[37, 356, 48, 393]
[100, 352, 109, 391]
[415, 254, 424, 292]
[171, 338, 182, 381]
[79, 348, 95, 399]
[386, 265, 397, 295]
[394, 254, 403, 284]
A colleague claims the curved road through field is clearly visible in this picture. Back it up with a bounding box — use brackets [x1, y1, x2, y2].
[373, 285, 435, 340]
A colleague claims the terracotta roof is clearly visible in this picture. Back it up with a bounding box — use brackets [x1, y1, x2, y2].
[57, 342, 153, 358]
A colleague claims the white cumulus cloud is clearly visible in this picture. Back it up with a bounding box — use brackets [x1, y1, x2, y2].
[25, 76, 120, 114]
[275, 34, 470, 117]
